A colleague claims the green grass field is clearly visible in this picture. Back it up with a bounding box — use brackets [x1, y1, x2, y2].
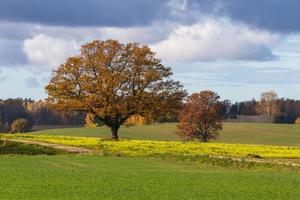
[1, 155, 300, 200]
[33, 122, 300, 146]
[1, 122, 300, 199]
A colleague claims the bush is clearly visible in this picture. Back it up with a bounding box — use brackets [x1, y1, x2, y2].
[11, 118, 32, 133]
[295, 117, 300, 125]
[125, 115, 151, 126]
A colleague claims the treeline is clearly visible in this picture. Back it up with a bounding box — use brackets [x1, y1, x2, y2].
[156, 95, 300, 124]
[0, 98, 85, 132]
[224, 98, 300, 124]
[0, 95, 299, 133]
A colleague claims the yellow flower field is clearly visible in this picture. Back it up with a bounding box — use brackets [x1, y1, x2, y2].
[1, 134, 300, 159]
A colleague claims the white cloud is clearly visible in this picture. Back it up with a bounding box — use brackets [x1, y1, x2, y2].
[19, 22, 174, 68]
[23, 34, 78, 67]
[151, 18, 282, 62]
[3, 19, 283, 69]
[31, 21, 173, 44]
[0, 16, 285, 73]
[19, 22, 173, 69]
[97, 25, 170, 44]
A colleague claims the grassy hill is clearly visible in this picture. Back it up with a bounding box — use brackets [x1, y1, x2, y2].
[32, 122, 300, 146]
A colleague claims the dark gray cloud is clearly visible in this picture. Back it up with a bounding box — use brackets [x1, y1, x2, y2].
[188, 0, 300, 33]
[220, 0, 300, 32]
[0, 0, 167, 27]
[0, 39, 28, 65]
[0, 0, 299, 33]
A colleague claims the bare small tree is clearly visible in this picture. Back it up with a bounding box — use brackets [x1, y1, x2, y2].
[256, 91, 280, 123]
[176, 91, 223, 142]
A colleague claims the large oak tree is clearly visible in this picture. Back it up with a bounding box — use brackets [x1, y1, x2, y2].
[45, 40, 186, 140]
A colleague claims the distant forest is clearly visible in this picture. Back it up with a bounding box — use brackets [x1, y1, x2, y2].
[0, 99, 85, 131]
[0, 98, 299, 132]
[225, 99, 300, 123]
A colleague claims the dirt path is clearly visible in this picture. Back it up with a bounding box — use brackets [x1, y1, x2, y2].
[2, 139, 92, 154]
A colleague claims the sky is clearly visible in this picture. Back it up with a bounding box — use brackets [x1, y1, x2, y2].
[0, 0, 300, 101]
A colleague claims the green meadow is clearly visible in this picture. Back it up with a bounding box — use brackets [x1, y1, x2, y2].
[33, 122, 300, 146]
[1, 156, 300, 200]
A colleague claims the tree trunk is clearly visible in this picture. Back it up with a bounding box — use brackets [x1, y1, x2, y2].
[110, 125, 120, 140]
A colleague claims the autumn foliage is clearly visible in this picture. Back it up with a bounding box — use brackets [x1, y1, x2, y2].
[45, 40, 186, 139]
[177, 91, 223, 142]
